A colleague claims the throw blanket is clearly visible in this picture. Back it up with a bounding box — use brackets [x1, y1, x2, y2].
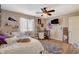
[0, 37, 44, 54]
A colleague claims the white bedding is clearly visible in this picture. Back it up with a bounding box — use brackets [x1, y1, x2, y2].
[0, 37, 44, 54]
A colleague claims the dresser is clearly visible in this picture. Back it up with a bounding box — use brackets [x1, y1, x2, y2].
[38, 32, 44, 40]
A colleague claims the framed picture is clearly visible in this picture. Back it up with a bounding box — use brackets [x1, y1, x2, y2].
[38, 18, 41, 24]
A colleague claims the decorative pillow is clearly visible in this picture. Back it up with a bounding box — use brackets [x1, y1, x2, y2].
[0, 34, 7, 45]
[0, 40, 7, 45]
[5, 36, 17, 45]
[17, 38, 30, 43]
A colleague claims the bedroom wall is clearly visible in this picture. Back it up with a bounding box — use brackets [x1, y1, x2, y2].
[47, 11, 79, 41]
[36, 19, 47, 32]
[46, 18, 63, 41]
[46, 16, 68, 40]
[0, 9, 47, 37]
[1, 10, 38, 34]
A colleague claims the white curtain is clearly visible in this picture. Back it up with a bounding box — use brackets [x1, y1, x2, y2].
[27, 19, 35, 31]
[20, 18, 28, 32]
[20, 18, 35, 32]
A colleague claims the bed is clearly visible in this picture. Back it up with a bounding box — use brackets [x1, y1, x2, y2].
[0, 37, 44, 54]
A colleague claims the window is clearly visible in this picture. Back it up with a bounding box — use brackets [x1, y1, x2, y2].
[27, 20, 34, 31]
[20, 18, 35, 32]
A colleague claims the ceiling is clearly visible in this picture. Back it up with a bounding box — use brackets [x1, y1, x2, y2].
[1, 4, 79, 18]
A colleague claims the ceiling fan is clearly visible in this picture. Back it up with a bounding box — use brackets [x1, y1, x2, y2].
[36, 7, 55, 16]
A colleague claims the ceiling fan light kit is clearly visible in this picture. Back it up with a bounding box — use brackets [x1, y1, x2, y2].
[42, 13, 48, 16]
[36, 7, 55, 16]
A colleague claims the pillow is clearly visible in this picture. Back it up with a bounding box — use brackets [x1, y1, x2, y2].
[5, 36, 17, 45]
[0, 35, 7, 45]
[17, 38, 30, 43]
[0, 39, 7, 45]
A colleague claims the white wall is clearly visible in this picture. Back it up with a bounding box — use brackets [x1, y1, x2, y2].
[69, 16, 79, 44]
[1, 10, 39, 34]
[46, 17, 66, 40]
[48, 12, 79, 41]
[50, 24, 63, 40]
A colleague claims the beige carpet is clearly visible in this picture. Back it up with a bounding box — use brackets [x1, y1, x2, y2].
[40, 39, 79, 54]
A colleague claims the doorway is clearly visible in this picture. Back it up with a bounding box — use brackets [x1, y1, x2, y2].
[69, 16, 79, 44]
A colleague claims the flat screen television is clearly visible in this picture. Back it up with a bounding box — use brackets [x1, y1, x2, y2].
[51, 19, 59, 24]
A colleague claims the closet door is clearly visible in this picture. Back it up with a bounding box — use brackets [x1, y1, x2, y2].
[63, 27, 68, 43]
[69, 16, 79, 44]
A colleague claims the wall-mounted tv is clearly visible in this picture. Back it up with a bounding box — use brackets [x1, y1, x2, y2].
[51, 18, 59, 24]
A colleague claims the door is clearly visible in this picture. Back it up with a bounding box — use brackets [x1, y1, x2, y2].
[63, 27, 68, 43]
[69, 16, 79, 44]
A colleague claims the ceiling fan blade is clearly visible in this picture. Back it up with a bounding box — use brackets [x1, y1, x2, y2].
[41, 8, 44, 12]
[41, 7, 46, 10]
[41, 7, 47, 12]
[44, 7, 46, 9]
[48, 10, 55, 12]
[48, 14, 52, 16]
